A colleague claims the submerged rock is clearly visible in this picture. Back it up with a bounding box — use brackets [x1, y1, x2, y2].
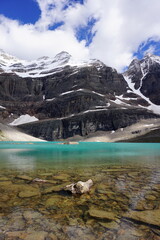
[23, 210, 42, 220]
[18, 186, 40, 198]
[89, 208, 118, 221]
[16, 175, 33, 181]
[45, 196, 61, 208]
[123, 209, 160, 227]
[145, 194, 157, 201]
[32, 178, 47, 183]
[65, 179, 93, 194]
[0, 177, 10, 181]
[99, 221, 119, 230]
[43, 184, 66, 194]
[53, 173, 70, 181]
[23, 231, 48, 240]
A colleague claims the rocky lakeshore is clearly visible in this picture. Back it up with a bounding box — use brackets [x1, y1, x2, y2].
[0, 165, 160, 240]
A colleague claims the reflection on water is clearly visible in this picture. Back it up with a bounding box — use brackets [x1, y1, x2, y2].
[0, 149, 36, 170]
[0, 142, 160, 239]
[0, 142, 160, 170]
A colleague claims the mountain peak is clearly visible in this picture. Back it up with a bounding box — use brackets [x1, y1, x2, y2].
[55, 51, 71, 58]
[0, 50, 20, 66]
[53, 51, 71, 64]
[37, 56, 50, 61]
[144, 52, 153, 58]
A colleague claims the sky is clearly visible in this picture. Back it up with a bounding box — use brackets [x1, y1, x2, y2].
[0, 0, 160, 71]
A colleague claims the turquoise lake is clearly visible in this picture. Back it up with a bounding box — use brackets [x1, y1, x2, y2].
[0, 142, 160, 240]
[0, 142, 160, 170]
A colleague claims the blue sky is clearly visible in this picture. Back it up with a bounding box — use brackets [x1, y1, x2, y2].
[0, 0, 40, 24]
[0, 0, 160, 71]
[0, 0, 94, 45]
[134, 39, 160, 59]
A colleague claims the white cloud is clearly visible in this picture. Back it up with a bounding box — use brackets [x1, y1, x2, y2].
[87, 0, 160, 70]
[35, 0, 68, 31]
[0, 0, 160, 71]
[0, 14, 89, 61]
[143, 45, 156, 56]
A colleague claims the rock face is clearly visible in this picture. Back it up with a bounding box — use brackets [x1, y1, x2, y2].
[0, 50, 160, 140]
[18, 109, 157, 141]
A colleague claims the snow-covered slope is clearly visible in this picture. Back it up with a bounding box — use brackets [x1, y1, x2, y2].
[123, 75, 160, 115]
[0, 50, 104, 78]
[124, 53, 160, 114]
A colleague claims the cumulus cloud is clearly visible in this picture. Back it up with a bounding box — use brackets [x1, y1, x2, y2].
[0, 0, 160, 71]
[35, 0, 68, 30]
[0, 13, 89, 61]
[87, 0, 160, 70]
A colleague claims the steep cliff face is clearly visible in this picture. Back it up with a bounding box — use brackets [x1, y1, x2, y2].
[140, 71, 160, 105]
[0, 73, 44, 102]
[0, 50, 160, 140]
[18, 109, 157, 141]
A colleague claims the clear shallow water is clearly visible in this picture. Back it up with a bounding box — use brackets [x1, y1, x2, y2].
[0, 142, 160, 170]
[0, 142, 160, 240]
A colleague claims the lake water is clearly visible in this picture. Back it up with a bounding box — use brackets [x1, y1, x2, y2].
[0, 142, 160, 240]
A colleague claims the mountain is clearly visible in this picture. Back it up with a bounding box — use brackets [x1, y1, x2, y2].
[123, 53, 160, 113]
[0, 50, 159, 141]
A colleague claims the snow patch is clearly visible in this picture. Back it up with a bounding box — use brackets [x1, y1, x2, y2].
[91, 91, 105, 97]
[9, 114, 39, 126]
[95, 103, 110, 108]
[0, 105, 6, 109]
[46, 98, 56, 102]
[117, 94, 138, 101]
[112, 99, 124, 105]
[82, 109, 109, 114]
[58, 89, 105, 97]
[60, 90, 75, 96]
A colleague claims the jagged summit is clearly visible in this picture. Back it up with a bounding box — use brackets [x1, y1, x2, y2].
[124, 53, 160, 111]
[53, 51, 71, 63]
[0, 50, 104, 78]
[127, 53, 160, 78]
